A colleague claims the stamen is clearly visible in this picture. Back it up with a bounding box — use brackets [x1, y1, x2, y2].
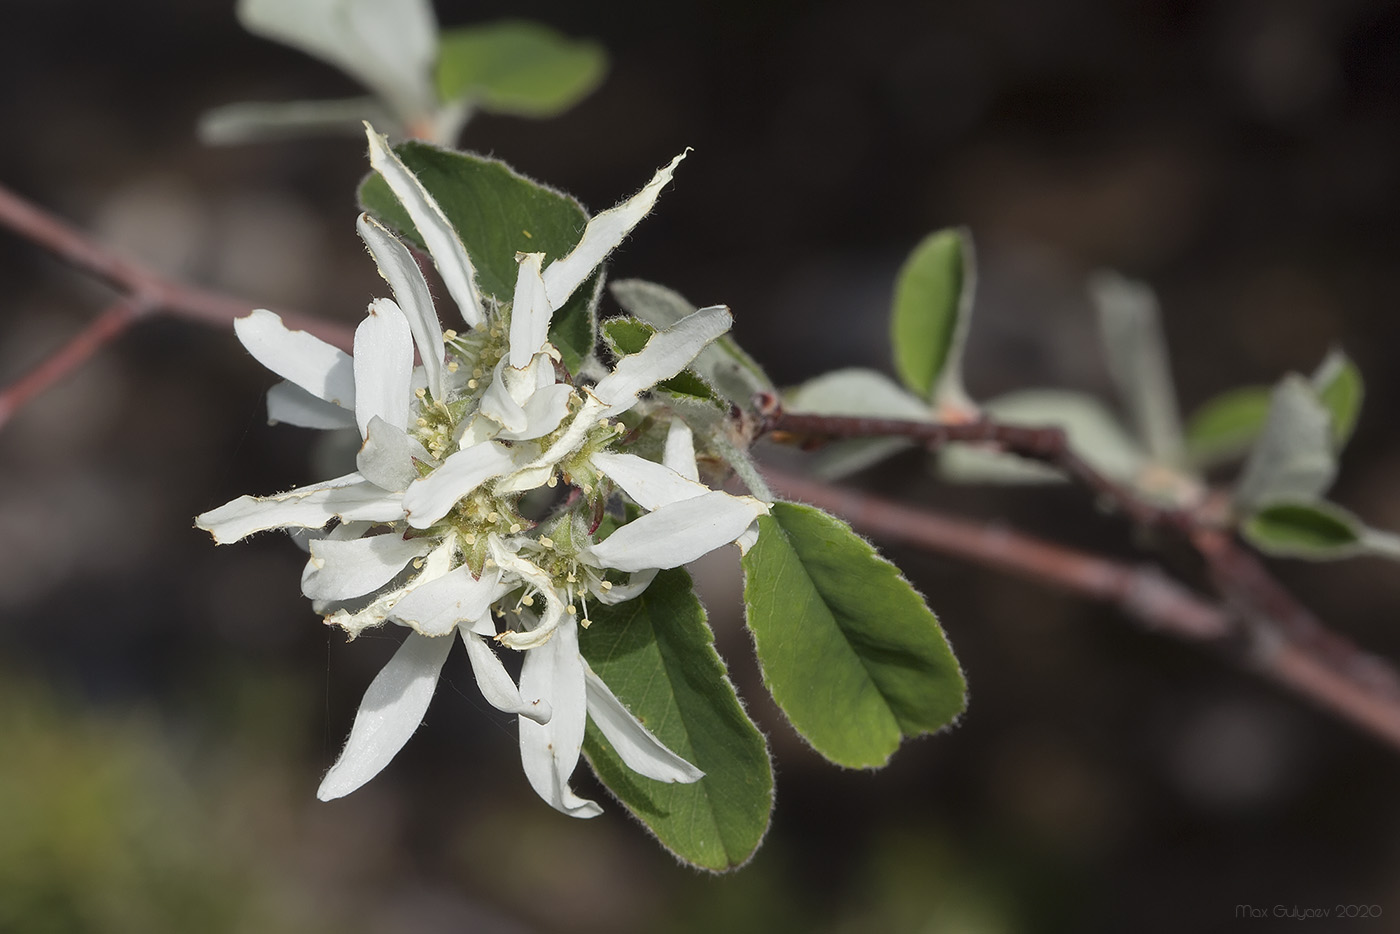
[487, 511, 500, 523]
[509, 523, 522, 533]
[580, 618, 592, 629]
[538, 537, 554, 548]
[443, 329, 458, 341]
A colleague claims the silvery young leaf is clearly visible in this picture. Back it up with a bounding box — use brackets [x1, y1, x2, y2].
[939, 390, 1146, 486]
[580, 568, 773, 872]
[610, 279, 774, 409]
[1184, 385, 1272, 470]
[783, 367, 931, 479]
[890, 229, 975, 405]
[1091, 271, 1184, 465]
[741, 502, 966, 768]
[1312, 349, 1363, 450]
[359, 141, 598, 372]
[1243, 498, 1400, 561]
[1234, 375, 1336, 514]
[435, 21, 606, 118]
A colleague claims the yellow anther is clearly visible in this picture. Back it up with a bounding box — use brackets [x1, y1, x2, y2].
[539, 537, 554, 548]
[487, 511, 500, 523]
[566, 572, 577, 583]
[509, 523, 522, 534]
[463, 533, 476, 545]
[443, 329, 458, 341]
[473, 367, 484, 378]
[580, 618, 593, 629]
[416, 417, 429, 427]
[483, 557, 496, 568]
[413, 558, 424, 569]
[546, 475, 558, 488]
[600, 580, 613, 591]
[447, 361, 459, 372]
[521, 594, 535, 607]
[415, 387, 427, 399]
[613, 422, 626, 433]
[468, 379, 478, 389]
[566, 604, 577, 615]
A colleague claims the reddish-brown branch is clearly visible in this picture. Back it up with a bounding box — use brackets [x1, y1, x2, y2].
[765, 467, 1400, 751]
[0, 297, 149, 429]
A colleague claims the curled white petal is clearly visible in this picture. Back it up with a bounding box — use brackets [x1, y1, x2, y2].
[663, 418, 699, 481]
[509, 252, 552, 368]
[591, 451, 708, 511]
[460, 628, 552, 724]
[316, 630, 452, 801]
[365, 124, 484, 327]
[592, 305, 732, 416]
[584, 491, 769, 572]
[301, 533, 432, 602]
[402, 441, 518, 529]
[266, 380, 358, 430]
[326, 537, 456, 637]
[357, 415, 429, 492]
[235, 309, 355, 408]
[196, 474, 403, 543]
[517, 620, 600, 818]
[541, 152, 687, 310]
[391, 565, 507, 637]
[357, 213, 445, 401]
[586, 567, 657, 605]
[584, 663, 703, 783]
[353, 298, 414, 437]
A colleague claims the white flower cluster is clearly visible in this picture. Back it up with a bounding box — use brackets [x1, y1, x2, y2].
[197, 126, 768, 817]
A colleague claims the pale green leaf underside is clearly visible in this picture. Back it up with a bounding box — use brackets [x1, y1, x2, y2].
[1244, 498, 1400, 561]
[435, 21, 606, 117]
[742, 502, 966, 769]
[1312, 349, 1363, 449]
[1184, 385, 1272, 469]
[890, 229, 972, 403]
[580, 569, 773, 872]
[358, 141, 597, 371]
[1234, 375, 1335, 514]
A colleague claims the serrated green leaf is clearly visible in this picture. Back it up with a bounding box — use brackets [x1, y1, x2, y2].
[890, 229, 974, 404]
[359, 140, 597, 372]
[579, 568, 773, 872]
[1091, 271, 1184, 465]
[1184, 385, 1272, 469]
[435, 21, 606, 118]
[1312, 349, 1363, 449]
[610, 279, 775, 409]
[1234, 376, 1336, 513]
[741, 502, 965, 768]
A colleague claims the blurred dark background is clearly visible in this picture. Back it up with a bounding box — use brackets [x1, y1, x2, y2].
[3, 1, 1400, 931]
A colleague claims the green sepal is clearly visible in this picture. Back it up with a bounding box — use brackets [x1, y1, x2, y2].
[741, 502, 966, 768]
[358, 140, 598, 372]
[435, 21, 606, 118]
[890, 229, 974, 404]
[580, 569, 773, 872]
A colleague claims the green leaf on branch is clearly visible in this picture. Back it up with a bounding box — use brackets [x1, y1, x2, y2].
[435, 21, 606, 118]
[580, 569, 773, 872]
[1234, 375, 1336, 514]
[1243, 498, 1400, 561]
[1091, 271, 1184, 465]
[741, 502, 966, 768]
[1184, 385, 1272, 469]
[610, 279, 775, 409]
[1312, 349, 1363, 449]
[359, 140, 598, 371]
[890, 229, 975, 405]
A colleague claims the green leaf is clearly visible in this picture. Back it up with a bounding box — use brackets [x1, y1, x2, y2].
[890, 229, 975, 405]
[741, 502, 966, 768]
[1242, 497, 1400, 562]
[1312, 349, 1363, 449]
[610, 279, 775, 409]
[1234, 375, 1336, 513]
[435, 21, 606, 118]
[359, 141, 597, 371]
[782, 367, 931, 479]
[1091, 271, 1184, 465]
[1184, 385, 1272, 469]
[579, 569, 773, 872]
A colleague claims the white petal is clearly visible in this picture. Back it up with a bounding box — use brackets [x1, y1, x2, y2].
[266, 380, 359, 429]
[402, 441, 518, 528]
[477, 358, 529, 435]
[302, 533, 433, 602]
[495, 395, 606, 495]
[391, 565, 507, 637]
[316, 630, 452, 801]
[587, 567, 657, 605]
[499, 383, 573, 442]
[239, 0, 437, 123]
[460, 629, 552, 724]
[517, 621, 600, 818]
[584, 664, 703, 783]
[541, 152, 687, 309]
[365, 124, 484, 326]
[663, 418, 699, 481]
[734, 520, 761, 555]
[357, 213, 445, 401]
[235, 309, 355, 407]
[357, 415, 429, 492]
[196, 474, 404, 543]
[584, 491, 769, 572]
[591, 451, 707, 511]
[592, 305, 732, 416]
[353, 298, 414, 437]
[509, 252, 552, 368]
[326, 537, 456, 637]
